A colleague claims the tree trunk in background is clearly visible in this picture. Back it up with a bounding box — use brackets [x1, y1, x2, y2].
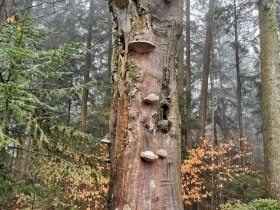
[0, 0, 5, 22]
[185, 0, 192, 150]
[107, 17, 112, 74]
[79, 0, 94, 132]
[220, 75, 228, 141]
[210, 54, 217, 145]
[259, 0, 280, 202]
[23, 0, 33, 13]
[67, 77, 73, 126]
[108, 0, 183, 209]
[5, 0, 13, 17]
[233, 0, 245, 157]
[0, 0, 13, 21]
[276, 1, 280, 31]
[197, 0, 215, 143]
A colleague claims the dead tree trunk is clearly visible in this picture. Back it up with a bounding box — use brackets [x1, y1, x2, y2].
[108, 0, 184, 209]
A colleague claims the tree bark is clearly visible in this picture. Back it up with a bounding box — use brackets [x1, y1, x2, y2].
[197, 0, 215, 143]
[233, 0, 245, 156]
[177, 33, 185, 156]
[185, 0, 192, 150]
[220, 74, 228, 142]
[210, 53, 217, 145]
[0, 0, 13, 21]
[0, 0, 5, 22]
[23, 0, 33, 14]
[5, 0, 13, 17]
[259, 0, 280, 202]
[108, 0, 184, 209]
[79, 0, 94, 132]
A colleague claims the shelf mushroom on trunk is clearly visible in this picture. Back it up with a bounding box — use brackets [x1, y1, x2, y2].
[128, 40, 156, 53]
[140, 151, 159, 162]
[144, 94, 160, 105]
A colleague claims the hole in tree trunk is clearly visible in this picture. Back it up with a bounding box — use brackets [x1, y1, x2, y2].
[162, 104, 169, 120]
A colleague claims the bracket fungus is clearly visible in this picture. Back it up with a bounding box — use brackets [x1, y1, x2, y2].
[156, 149, 168, 158]
[103, 159, 111, 163]
[144, 94, 160, 105]
[128, 40, 156, 53]
[100, 133, 111, 144]
[140, 151, 159, 162]
[114, 0, 128, 8]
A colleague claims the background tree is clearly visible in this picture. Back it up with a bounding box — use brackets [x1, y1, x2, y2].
[79, 0, 94, 132]
[197, 0, 215, 143]
[0, 1, 110, 209]
[259, 0, 280, 202]
[23, 0, 32, 11]
[185, 0, 192, 150]
[233, 0, 245, 157]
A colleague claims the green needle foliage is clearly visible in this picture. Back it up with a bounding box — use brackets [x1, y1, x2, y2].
[0, 14, 107, 209]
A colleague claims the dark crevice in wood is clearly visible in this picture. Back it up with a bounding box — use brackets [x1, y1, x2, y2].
[162, 104, 169, 120]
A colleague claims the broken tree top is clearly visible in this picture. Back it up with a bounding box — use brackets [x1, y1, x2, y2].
[128, 40, 156, 53]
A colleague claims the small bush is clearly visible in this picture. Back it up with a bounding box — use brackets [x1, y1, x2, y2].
[220, 199, 280, 210]
[249, 199, 280, 210]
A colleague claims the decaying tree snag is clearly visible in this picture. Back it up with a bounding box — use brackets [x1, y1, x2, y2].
[108, 0, 183, 209]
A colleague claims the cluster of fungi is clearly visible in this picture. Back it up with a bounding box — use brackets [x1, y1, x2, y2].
[100, 0, 169, 164]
